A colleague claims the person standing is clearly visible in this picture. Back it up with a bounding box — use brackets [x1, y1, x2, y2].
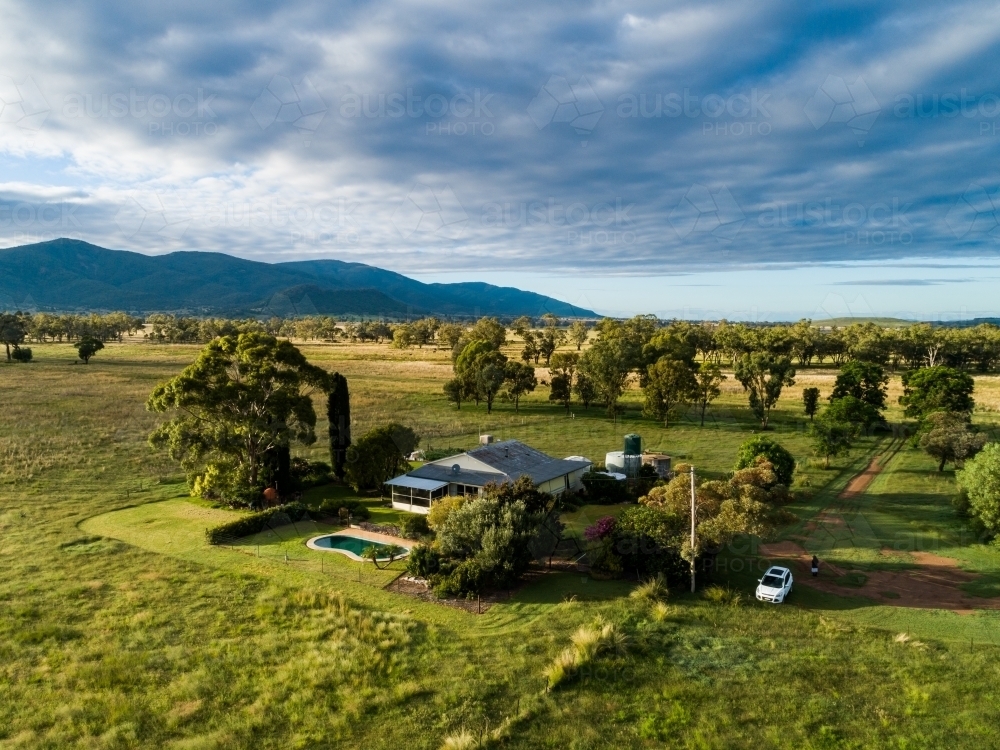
[811, 555, 819, 577]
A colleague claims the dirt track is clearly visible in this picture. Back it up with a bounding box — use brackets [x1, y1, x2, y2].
[758, 541, 1000, 613]
[760, 444, 1000, 613]
[838, 455, 884, 499]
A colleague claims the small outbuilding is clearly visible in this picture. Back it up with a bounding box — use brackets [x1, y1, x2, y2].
[642, 452, 672, 479]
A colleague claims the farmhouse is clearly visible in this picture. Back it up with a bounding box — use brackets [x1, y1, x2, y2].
[386, 439, 592, 514]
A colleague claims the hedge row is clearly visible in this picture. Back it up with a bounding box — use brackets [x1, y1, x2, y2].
[205, 502, 313, 545]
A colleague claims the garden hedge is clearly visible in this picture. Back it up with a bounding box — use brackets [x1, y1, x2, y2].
[205, 502, 313, 545]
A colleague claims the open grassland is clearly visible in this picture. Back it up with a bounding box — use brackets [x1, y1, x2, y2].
[4, 341, 1000, 748]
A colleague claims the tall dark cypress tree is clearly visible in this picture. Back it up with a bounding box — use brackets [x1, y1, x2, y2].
[327, 372, 351, 480]
[264, 444, 292, 498]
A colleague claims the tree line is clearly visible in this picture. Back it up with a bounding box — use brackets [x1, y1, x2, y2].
[13, 309, 1000, 373]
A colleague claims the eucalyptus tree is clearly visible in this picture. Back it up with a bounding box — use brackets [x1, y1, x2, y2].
[147, 332, 330, 505]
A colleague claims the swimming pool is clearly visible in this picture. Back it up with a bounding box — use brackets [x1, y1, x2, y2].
[306, 532, 409, 562]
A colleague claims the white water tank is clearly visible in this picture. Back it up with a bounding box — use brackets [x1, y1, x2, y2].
[605, 451, 641, 477]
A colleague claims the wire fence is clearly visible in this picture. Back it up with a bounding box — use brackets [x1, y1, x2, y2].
[211, 518, 406, 588]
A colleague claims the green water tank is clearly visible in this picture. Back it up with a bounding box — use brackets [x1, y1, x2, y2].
[624, 433, 642, 456]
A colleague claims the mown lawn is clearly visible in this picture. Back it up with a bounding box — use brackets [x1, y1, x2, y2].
[3, 341, 1000, 748]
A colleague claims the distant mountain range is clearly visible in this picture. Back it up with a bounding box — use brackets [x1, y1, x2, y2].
[0, 239, 596, 318]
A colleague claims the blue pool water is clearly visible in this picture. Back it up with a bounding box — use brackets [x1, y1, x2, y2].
[312, 534, 408, 558]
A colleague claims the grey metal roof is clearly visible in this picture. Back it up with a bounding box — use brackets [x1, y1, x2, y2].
[468, 439, 558, 474]
[393, 441, 592, 490]
[409, 463, 505, 487]
[467, 440, 592, 485]
[384, 475, 448, 491]
[522, 458, 592, 485]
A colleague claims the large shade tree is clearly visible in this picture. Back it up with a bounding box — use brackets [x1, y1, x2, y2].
[147, 333, 330, 506]
[919, 411, 987, 472]
[344, 423, 419, 492]
[577, 336, 636, 417]
[692, 362, 726, 427]
[642, 357, 697, 427]
[899, 366, 975, 419]
[733, 353, 796, 428]
[0, 313, 27, 362]
[831, 360, 888, 411]
[957, 444, 1000, 534]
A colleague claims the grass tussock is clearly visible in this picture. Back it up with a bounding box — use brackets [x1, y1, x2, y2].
[439, 696, 541, 750]
[440, 730, 478, 750]
[703, 584, 742, 607]
[651, 601, 675, 622]
[545, 618, 628, 691]
[630, 573, 669, 603]
[894, 632, 928, 650]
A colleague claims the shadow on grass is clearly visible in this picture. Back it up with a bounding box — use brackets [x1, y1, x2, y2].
[510, 571, 634, 605]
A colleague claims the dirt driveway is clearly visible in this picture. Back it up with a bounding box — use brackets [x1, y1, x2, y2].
[761, 442, 999, 613]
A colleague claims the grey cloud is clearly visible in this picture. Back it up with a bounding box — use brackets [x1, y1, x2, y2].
[1, 0, 1000, 279]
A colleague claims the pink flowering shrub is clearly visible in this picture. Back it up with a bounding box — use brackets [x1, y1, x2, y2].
[584, 516, 615, 541]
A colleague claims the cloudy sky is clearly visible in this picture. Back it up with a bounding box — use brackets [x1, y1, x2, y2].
[2, 0, 1000, 319]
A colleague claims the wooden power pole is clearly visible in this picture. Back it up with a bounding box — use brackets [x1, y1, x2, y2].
[690, 465, 697, 593]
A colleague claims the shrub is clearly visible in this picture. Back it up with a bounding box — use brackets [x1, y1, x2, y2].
[581, 470, 629, 504]
[317, 497, 370, 522]
[435, 493, 539, 591]
[427, 494, 470, 530]
[205, 503, 312, 545]
[612, 505, 688, 583]
[734, 436, 795, 486]
[433, 558, 487, 598]
[584, 515, 616, 541]
[588, 537, 623, 575]
[290, 458, 333, 488]
[406, 544, 443, 578]
[11, 346, 32, 362]
[401, 513, 431, 539]
[191, 461, 261, 508]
